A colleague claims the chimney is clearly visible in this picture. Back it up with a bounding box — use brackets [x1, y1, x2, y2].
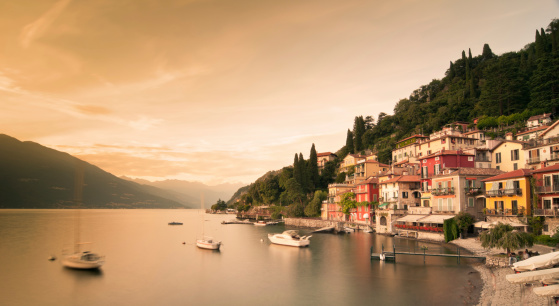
[505, 132, 513, 141]
[541, 161, 547, 168]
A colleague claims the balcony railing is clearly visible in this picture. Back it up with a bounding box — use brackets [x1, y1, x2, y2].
[523, 136, 559, 149]
[527, 157, 541, 164]
[431, 187, 455, 196]
[464, 187, 483, 196]
[486, 188, 523, 197]
[537, 186, 559, 194]
[534, 208, 559, 217]
[484, 208, 526, 216]
[550, 152, 559, 161]
[475, 156, 491, 162]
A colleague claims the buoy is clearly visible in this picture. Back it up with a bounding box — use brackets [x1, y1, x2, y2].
[48, 256, 56, 261]
[182, 242, 186, 245]
[379, 254, 385, 261]
[260, 239, 264, 242]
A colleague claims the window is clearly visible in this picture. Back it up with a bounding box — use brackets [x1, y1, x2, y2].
[438, 199, 443, 211]
[511, 149, 519, 161]
[495, 201, 504, 210]
[468, 198, 474, 207]
[496, 166, 500, 170]
[513, 163, 518, 170]
[544, 199, 552, 209]
[495, 152, 502, 164]
[544, 176, 552, 187]
[447, 198, 453, 211]
[512, 200, 518, 213]
[434, 164, 441, 175]
[373, 194, 377, 202]
[402, 191, 408, 198]
[468, 156, 473, 161]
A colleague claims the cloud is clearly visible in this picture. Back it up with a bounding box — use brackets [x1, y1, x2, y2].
[19, 0, 73, 49]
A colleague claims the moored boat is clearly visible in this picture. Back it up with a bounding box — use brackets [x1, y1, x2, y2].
[268, 230, 311, 247]
[168, 221, 183, 225]
[254, 221, 268, 226]
[196, 237, 221, 250]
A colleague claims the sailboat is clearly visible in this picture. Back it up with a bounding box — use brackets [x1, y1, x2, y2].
[196, 194, 221, 250]
[61, 161, 105, 269]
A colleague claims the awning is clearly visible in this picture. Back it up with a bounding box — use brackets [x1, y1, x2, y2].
[396, 215, 427, 223]
[534, 284, 559, 297]
[379, 203, 389, 208]
[419, 214, 455, 224]
[506, 267, 559, 284]
[363, 213, 369, 219]
[474, 221, 494, 229]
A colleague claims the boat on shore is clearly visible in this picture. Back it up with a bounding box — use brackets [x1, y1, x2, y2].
[268, 230, 311, 247]
[222, 219, 253, 224]
[168, 221, 183, 225]
[254, 221, 268, 226]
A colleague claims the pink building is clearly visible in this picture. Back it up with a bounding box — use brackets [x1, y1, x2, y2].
[418, 149, 475, 192]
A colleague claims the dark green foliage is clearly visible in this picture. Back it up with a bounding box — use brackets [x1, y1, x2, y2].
[443, 218, 459, 242]
[211, 199, 227, 211]
[309, 144, 319, 189]
[340, 192, 357, 215]
[305, 190, 327, 217]
[528, 216, 545, 236]
[482, 43, 493, 60]
[353, 116, 366, 153]
[335, 172, 346, 183]
[345, 129, 354, 154]
[455, 212, 475, 232]
[286, 202, 305, 217]
[534, 235, 559, 247]
[480, 222, 534, 254]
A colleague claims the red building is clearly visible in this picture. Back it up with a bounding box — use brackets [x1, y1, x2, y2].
[351, 177, 379, 223]
[532, 164, 559, 217]
[418, 149, 475, 192]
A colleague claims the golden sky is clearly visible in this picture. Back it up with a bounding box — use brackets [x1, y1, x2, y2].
[0, 0, 557, 185]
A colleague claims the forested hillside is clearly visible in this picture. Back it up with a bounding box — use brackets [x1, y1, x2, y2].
[228, 19, 559, 216]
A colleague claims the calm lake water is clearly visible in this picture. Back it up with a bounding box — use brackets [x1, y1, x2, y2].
[0, 209, 481, 306]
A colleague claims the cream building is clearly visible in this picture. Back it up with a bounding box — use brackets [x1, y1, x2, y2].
[491, 141, 526, 172]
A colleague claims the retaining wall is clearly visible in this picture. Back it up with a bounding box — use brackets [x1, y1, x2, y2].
[284, 218, 347, 232]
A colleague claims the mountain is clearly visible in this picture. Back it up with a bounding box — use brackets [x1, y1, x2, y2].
[124, 178, 244, 208]
[0, 134, 189, 209]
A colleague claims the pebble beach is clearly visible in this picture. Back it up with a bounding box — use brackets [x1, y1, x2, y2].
[451, 238, 555, 305]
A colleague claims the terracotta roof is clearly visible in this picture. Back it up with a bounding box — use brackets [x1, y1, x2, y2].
[434, 167, 504, 178]
[380, 175, 420, 184]
[462, 129, 484, 135]
[540, 120, 559, 137]
[481, 169, 532, 182]
[528, 113, 551, 121]
[516, 126, 549, 136]
[492, 140, 526, 151]
[359, 177, 379, 185]
[317, 152, 336, 157]
[531, 163, 559, 174]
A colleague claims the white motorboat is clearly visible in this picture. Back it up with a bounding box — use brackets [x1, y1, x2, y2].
[344, 227, 355, 233]
[196, 194, 221, 250]
[254, 221, 268, 226]
[268, 230, 311, 247]
[62, 161, 104, 270]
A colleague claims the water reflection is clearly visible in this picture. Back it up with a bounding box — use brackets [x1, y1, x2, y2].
[63, 268, 104, 279]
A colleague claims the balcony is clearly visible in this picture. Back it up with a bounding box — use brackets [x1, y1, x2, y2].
[475, 156, 491, 162]
[527, 157, 541, 164]
[537, 185, 559, 194]
[523, 136, 559, 150]
[534, 208, 559, 217]
[464, 187, 483, 196]
[550, 152, 559, 161]
[486, 188, 522, 197]
[408, 206, 432, 214]
[431, 187, 454, 196]
[484, 208, 526, 216]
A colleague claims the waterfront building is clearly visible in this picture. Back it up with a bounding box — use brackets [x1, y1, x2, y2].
[522, 136, 559, 170]
[392, 134, 428, 165]
[531, 164, 559, 235]
[348, 160, 388, 185]
[491, 141, 527, 172]
[482, 169, 532, 229]
[322, 183, 354, 221]
[376, 175, 420, 234]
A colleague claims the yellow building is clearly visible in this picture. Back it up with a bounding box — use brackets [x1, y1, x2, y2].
[491, 141, 526, 172]
[482, 169, 532, 217]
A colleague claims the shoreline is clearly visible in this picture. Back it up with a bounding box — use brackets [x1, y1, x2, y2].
[451, 237, 554, 305]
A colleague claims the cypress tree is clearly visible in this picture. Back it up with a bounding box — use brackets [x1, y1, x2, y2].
[353, 116, 365, 153]
[309, 144, 319, 188]
[448, 61, 455, 79]
[482, 43, 493, 60]
[293, 153, 300, 186]
[299, 152, 310, 193]
[468, 48, 473, 61]
[346, 129, 354, 154]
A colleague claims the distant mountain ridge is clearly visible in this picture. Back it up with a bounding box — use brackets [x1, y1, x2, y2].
[124, 177, 244, 208]
[0, 134, 195, 209]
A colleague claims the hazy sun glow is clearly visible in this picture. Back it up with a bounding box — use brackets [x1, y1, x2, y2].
[1, 0, 557, 184]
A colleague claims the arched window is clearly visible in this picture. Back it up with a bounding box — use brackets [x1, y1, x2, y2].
[380, 216, 387, 226]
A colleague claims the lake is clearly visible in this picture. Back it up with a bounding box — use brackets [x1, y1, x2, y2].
[0, 209, 481, 305]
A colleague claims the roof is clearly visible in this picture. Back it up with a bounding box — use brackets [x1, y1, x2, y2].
[528, 113, 551, 121]
[359, 177, 379, 185]
[516, 125, 549, 136]
[531, 163, 559, 174]
[433, 167, 505, 178]
[396, 134, 428, 144]
[540, 120, 559, 137]
[317, 152, 337, 157]
[481, 169, 532, 182]
[462, 129, 484, 135]
[492, 140, 526, 151]
[418, 149, 474, 160]
[380, 175, 420, 184]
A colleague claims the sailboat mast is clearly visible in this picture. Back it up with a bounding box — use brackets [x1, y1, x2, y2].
[73, 161, 85, 254]
[201, 193, 204, 237]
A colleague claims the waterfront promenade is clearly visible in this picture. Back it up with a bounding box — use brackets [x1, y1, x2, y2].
[451, 238, 555, 306]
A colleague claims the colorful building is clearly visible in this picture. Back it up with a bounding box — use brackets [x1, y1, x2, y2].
[482, 169, 532, 218]
[531, 164, 559, 234]
[491, 141, 526, 172]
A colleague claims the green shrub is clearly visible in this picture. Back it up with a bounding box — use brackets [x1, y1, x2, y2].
[534, 235, 559, 247]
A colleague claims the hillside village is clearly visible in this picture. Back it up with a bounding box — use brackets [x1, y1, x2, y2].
[320, 114, 559, 241]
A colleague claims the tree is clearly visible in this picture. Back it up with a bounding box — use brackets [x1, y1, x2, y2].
[345, 129, 354, 154]
[482, 43, 493, 60]
[283, 178, 305, 205]
[211, 199, 227, 211]
[308, 144, 319, 189]
[340, 192, 357, 217]
[480, 222, 534, 255]
[293, 153, 300, 186]
[305, 190, 327, 217]
[353, 116, 365, 153]
[454, 212, 475, 236]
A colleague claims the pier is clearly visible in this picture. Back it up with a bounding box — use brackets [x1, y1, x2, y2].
[371, 244, 486, 264]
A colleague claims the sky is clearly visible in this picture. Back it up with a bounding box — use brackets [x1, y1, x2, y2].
[0, 0, 558, 185]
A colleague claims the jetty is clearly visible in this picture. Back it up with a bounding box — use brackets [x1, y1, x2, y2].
[371, 244, 486, 264]
[311, 226, 335, 233]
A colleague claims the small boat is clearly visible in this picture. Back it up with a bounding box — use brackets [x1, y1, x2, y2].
[196, 236, 221, 250]
[268, 230, 311, 247]
[62, 249, 104, 269]
[344, 227, 355, 233]
[254, 221, 268, 226]
[168, 222, 183, 225]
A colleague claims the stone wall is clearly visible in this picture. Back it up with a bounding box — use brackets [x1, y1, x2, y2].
[544, 218, 559, 236]
[417, 231, 445, 242]
[284, 218, 345, 232]
[485, 255, 510, 268]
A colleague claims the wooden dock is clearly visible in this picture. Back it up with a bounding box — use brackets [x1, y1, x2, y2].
[371, 244, 486, 264]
